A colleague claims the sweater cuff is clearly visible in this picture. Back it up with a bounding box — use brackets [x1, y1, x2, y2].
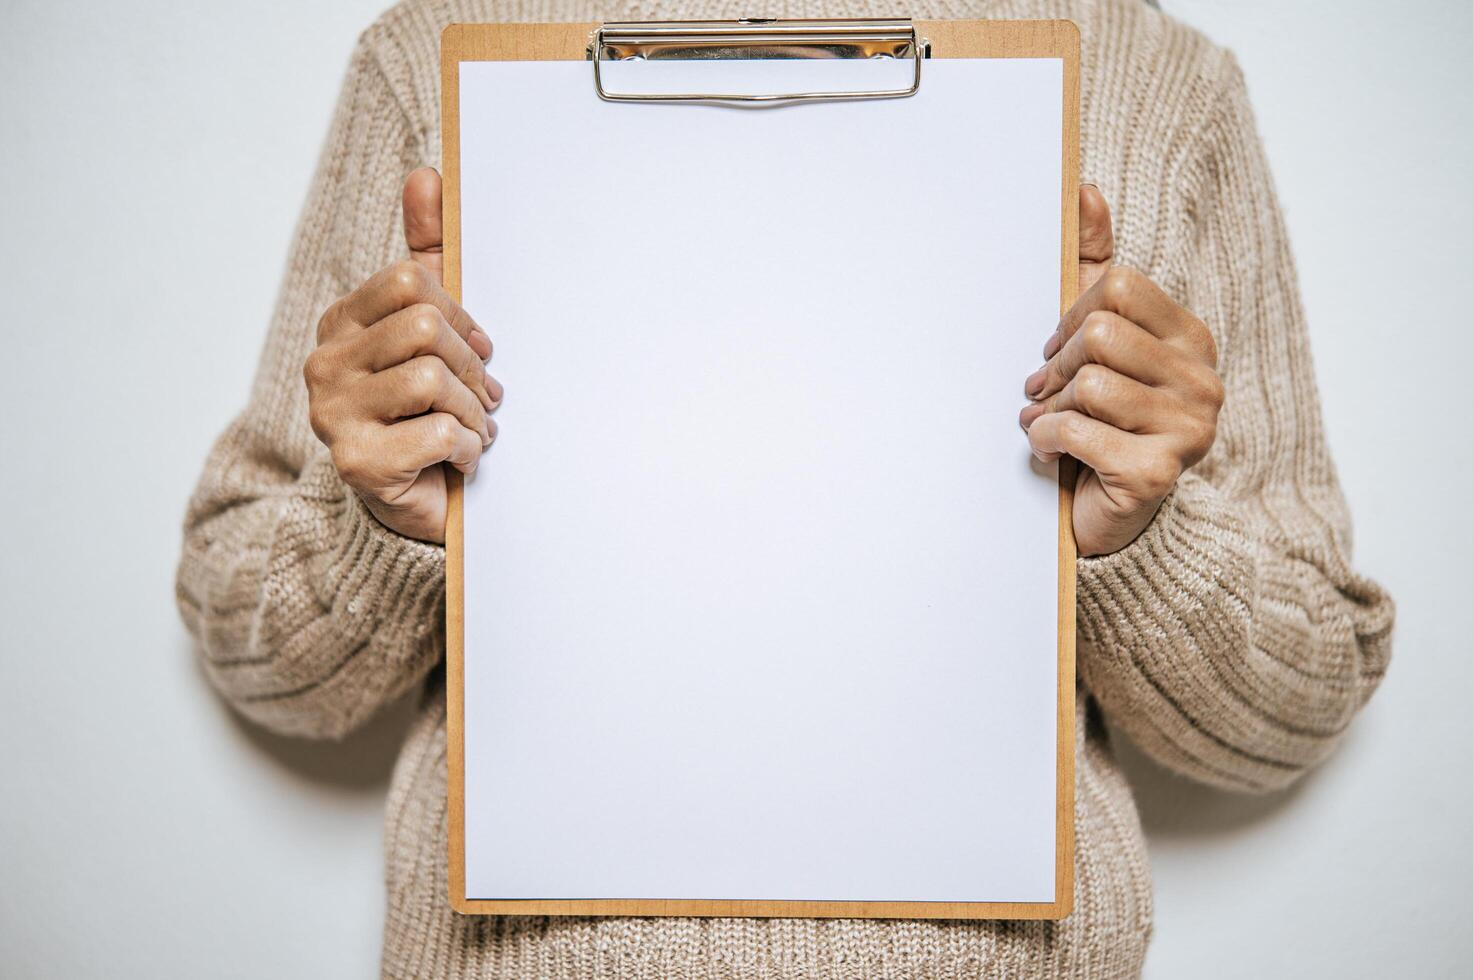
[306, 456, 447, 649]
[1075, 475, 1254, 653]
[1073, 475, 1287, 788]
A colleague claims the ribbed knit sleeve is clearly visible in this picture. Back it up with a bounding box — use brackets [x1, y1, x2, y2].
[1076, 54, 1394, 793]
[176, 36, 444, 739]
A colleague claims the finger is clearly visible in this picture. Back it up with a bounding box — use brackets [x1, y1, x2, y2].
[344, 304, 501, 410]
[1028, 410, 1184, 506]
[403, 168, 444, 279]
[1020, 364, 1171, 434]
[1026, 312, 1184, 401]
[1045, 183, 1115, 359]
[1054, 267, 1208, 360]
[1024, 409, 1136, 469]
[358, 355, 491, 445]
[1078, 183, 1114, 267]
[383, 412, 491, 477]
[335, 260, 491, 360]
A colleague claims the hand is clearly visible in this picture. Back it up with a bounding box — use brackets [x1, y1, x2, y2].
[1019, 185, 1223, 557]
[305, 167, 502, 544]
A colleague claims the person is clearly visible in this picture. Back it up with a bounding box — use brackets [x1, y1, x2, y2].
[176, 0, 1395, 976]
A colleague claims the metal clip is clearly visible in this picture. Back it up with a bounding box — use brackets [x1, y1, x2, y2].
[588, 18, 927, 106]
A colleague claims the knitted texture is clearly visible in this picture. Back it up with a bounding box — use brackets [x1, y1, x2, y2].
[175, 0, 1395, 976]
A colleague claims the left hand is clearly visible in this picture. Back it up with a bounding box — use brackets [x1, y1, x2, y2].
[1019, 185, 1224, 557]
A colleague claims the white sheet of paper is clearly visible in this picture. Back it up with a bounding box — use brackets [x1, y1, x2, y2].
[459, 55, 1063, 903]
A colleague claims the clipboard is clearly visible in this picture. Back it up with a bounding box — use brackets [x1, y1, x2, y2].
[443, 17, 1080, 920]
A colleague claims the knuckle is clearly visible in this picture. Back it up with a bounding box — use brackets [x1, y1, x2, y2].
[1074, 364, 1112, 409]
[404, 305, 441, 345]
[426, 414, 458, 450]
[1193, 319, 1220, 367]
[314, 303, 340, 344]
[1059, 412, 1091, 447]
[389, 260, 429, 301]
[1194, 429, 1218, 463]
[307, 399, 333, 441]
[1202, 370, 1226, 410]
[302, 348, 333, 389]
[410, 356, 446, 395]
[1186, 414, 1219, 458]
[1182, 362, 1225, 409]
[1080, 314, 1116, 355]
[1205, 336, 1221, 370]
[1101, 266, 1139, 306]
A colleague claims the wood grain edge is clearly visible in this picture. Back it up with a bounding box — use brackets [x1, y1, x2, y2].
[1054, 17, 1081, 922]
[452, 898, 1071, 919]
[443, 17, 1082, 921]
[442, 23, 471, 916]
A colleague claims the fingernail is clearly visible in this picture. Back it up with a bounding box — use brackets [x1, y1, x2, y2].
[486, 419, 498, 445]
[1019, 402, 1043, 431]
[469, 328, 492, 360]
[485, 372, 503, 406]
[1043, 330, 1061, 358]
[1025, 367, 1047, 399]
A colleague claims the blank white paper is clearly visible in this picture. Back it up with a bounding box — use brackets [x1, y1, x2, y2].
[458, 55, 1063, 903]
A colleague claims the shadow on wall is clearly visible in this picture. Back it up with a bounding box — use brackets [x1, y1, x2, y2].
[1106, 720, 1327, 838]
[186, 637, 417, 793]
[186, 633, 1343, 835]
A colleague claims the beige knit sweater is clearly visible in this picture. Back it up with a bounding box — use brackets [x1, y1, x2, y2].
[176, 0, 1394, 976]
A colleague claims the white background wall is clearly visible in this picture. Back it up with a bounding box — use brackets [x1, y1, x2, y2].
[0, 1, 1467, 977]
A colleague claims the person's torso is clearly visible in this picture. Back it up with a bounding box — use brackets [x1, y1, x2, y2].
[371, 1, 1229, 974]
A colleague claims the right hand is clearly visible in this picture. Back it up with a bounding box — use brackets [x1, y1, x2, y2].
[305, 168, 501, 544]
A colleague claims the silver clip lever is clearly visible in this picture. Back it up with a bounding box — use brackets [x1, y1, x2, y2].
[588, 18, 928, 106]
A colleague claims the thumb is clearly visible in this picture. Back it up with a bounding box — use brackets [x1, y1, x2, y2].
[1078, 182, 1114, 295]
[403, 167, 444, 280]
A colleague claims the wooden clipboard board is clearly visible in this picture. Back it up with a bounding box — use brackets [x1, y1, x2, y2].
[443, 18, 1080, 920]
